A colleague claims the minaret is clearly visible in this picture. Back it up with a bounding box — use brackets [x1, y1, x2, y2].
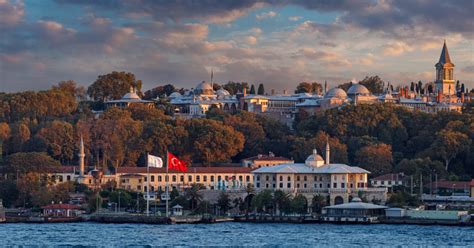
[79, 135, 85, 177]
[325, 140, 330, 165]
[435, 40, 455, 95]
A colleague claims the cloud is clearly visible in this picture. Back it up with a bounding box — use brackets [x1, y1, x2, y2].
[0, 0, 24, 28]
[382, 42, 414, 56]
[256, 11, 277, 20]
[288, 16, 302, 21]
[245, 36, 258, 45]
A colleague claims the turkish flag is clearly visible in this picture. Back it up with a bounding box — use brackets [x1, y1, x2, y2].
[168, 152, 187, 172]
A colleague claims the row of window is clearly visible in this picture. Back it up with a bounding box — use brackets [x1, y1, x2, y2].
[257, 175, 364, 182]
[141, 175, 251, 184]
[258, 182, 368, 189]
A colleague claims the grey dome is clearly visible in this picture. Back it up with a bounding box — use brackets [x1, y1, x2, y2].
[325, 88, 347, 99]
[348, 84, 370, 95]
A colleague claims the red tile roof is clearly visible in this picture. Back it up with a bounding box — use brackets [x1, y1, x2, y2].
[470, 179, 474, 187]
[42, 204, 80, 210]
[116, 166, 253, 174]
[425, 180, 471, 190]
[50, 166, 78, 173]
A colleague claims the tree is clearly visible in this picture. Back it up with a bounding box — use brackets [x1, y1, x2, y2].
[109, 190, 132, 209]
[355, 144, 393, 176]
[410, 82, 415, 92]
[185, 119, 244, 164]
[186, 184, 203, 211]
[251, 189, 272, 214]
[272, 190, 290, 215]
[311, 194, 327, 214]
[87, 71, 142, 101]
[359, 76, 384, 94]
[250, 84, 256, 94]
[291, 194, 308, 215]
[222, 81, 248, 95]
[217, 192, 231, 214]
[295, 82, 322, 94]
[0, 122, 10, 161]
[143, 84, 176, 99]
[35, 120, 75, 163]
[257, 84, 265, 95]
[430, 130, 471, 171]
[6, 152, 61, 174]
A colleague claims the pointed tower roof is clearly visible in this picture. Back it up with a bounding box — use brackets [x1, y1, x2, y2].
[437, 40, 454, 66]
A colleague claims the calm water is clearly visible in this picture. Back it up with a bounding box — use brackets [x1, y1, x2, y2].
[0, 222, 473, 247]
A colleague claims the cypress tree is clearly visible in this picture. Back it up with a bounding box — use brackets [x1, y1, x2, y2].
[250, 84, 256, 94]
[257, 84, 265, 95]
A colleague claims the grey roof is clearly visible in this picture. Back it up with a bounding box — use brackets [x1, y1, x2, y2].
[438, 41, 453, 66]
[324, 198, 387, 210]
[252, 163, 370, 174]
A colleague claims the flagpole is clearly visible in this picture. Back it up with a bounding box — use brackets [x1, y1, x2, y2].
[146, 152, 150, 217]
[166, 150, 169, 218]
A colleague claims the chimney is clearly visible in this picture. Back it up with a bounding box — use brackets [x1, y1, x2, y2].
[243, 87, 247, 97]
[271, 89, 275, 95]
[461, 92, 465, 103]
[325, 140, 330, 165]
[283, 89, 287, 95]
[79, 135, 85, 177]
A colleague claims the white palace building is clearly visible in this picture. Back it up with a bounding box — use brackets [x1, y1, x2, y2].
[252, 143, 387, 205]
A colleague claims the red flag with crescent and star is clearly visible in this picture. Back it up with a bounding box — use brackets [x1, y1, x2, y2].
[167, 152, 187, 172]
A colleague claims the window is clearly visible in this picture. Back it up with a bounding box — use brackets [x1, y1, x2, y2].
[304, 184, 307, 188]
[246, 176, 250, 182]
[59, 176, 63, 182]
[350, 183, 353, 188]
[333, 175, 337, 181]
[314, 176, 317, 181]
[218, 176, 222, 181]
[266, 175, 269, 181]
[320, 176, 323, 181]
[388, 181, 392, 185]
[151, 175, 155, 182]
[266, 183, 269, 188]
[158, 176, 162, 182]
[280, 176, 283, 181]
[144, 177, 147, 182]
[144, 186, 147, 192]
[138, 179, 142, 183]
[256, 175, 260, 181]
[333, 183, 337, 188]
[67, 175, 71, 181]
[172, 175, 177, 182]
[297, 183, 300, 188]
[296, 176, 300, 181]
[287, 176, 291, 181]
[314, 184, 317, 188]
[381, 181, 385, 185]
[327, 183, 330, 188]
[151, 186, 155, 191]
[359, 175, 363, 180]
[256, 183, 260, 188]
[304, 176, 307, 181]
[239, 176, 243, 181]
[188, 175, 193, 182]
[279, 183, 283, 188]
[180, 175, 184, 182]
[137, 185, 141, 190]
[341, 183, 345, 188]
[273, 184, 276, 188]
[272, 176, 276, 181]
[211, 176, 215, 182]
[287, 183, 291, 188]
[203, 176, 207, 182]
[165, 176, 169, 182]
[196, 175, 200, 182]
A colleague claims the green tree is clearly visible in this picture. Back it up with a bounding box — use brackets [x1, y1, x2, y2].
[291, 194, 308, 215]
[430, 130, 471, 171]
[359, 75, 384, 94]
[250, 84, 256, 94]
[186, 184, 203, 211]
[87, 71, 142, 102]
[355, 144, 393, 176]
[272, 190, 290, 215]
[217, 192, 231, 214]
[311, 194, 327, 214]
[257, 84, 265, 95]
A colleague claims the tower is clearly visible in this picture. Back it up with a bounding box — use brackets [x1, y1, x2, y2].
[79, 135, 85, 177]
[435, 40, 455, 95]
[325, 140, 330, 165]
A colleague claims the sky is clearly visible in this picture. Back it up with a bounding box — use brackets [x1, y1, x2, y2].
[0, 0, 473, 93]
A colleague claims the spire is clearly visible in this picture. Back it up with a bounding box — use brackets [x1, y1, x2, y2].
[79, 135, 85, 177]
[438, 40, 452, 65]
[325, 139, 330, 165]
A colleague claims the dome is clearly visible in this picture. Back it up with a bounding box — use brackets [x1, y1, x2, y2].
[169, 92, 182, 98]
[194, 81, 214, 95]
[305, 149, 325, 168]
[196, 81, 213, 91]
[347, 84, 370, 95]
[122, 86, 141, 100]
[325, 88, 347, 99]
[216, 89, 230, 97]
